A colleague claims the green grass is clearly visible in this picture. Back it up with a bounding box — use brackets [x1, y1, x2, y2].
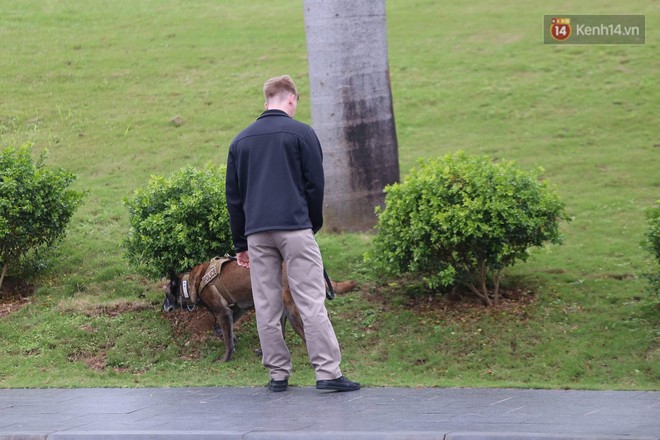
[0, 0, 658, 390]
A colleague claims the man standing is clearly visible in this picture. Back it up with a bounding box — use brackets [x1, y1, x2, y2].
[225, 75, 360, 393]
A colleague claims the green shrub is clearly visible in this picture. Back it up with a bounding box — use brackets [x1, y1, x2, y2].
[367, 151, 569, 305]
[641, 200, 660, 296]
[642, 201, 660, 263]
[123, 164, 233, 279]
[0, 145, 85, 290]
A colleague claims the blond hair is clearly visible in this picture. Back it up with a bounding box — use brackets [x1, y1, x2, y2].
[263, 75, 298, 102]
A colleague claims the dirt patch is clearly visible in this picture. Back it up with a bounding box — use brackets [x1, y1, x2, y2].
[0, 278, 34, 318]
[70, 350, 134, 373]
[599, 273, 636, 281]
[68, 351, 108, 371]
[359, 278, 536, 318]
[163, 306, 257, 361]
[167, 307, 217, 337]
[404, 287, 537, 326]
[165, 307, 256, 339]
[84, 354, 107, 371]
[56, 298, 153, 317]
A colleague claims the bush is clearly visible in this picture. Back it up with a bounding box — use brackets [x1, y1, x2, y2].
[642, 201, 660, 263]
[0, 145, 85, 290]
[641, 200, 660, 296]
[368, 151, 569, 305]
[124, 164, 233, 279]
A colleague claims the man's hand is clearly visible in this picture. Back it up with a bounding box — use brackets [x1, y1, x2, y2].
[236, 250, 250, 269]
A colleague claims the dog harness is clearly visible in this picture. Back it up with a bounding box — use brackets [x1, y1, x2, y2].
[178, 256, 235, 317]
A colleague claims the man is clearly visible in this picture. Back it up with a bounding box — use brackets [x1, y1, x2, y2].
[225, 75, 360, 393]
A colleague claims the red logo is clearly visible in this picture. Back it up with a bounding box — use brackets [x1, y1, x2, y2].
[550, 18, 572, 41]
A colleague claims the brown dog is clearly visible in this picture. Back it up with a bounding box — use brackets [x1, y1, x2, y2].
[163, 256, 356, 363]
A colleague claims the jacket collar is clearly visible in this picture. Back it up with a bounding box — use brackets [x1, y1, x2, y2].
[257, 109, 290, 120]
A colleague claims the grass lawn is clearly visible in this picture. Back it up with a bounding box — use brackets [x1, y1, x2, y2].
[0, 0, 658, 390]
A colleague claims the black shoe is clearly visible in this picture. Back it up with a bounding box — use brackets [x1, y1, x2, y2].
[267, 378, 288, 392]
[316, 376, 360, 392]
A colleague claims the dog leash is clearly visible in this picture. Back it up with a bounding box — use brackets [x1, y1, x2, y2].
[323, 267, 335, 301]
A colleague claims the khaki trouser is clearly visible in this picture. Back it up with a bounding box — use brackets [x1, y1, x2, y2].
[247, 229, 342, 381]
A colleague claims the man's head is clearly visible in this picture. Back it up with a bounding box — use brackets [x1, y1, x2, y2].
[263, 75, 299, 117]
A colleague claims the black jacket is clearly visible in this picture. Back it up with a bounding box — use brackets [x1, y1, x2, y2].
[226, 110, 324, 253]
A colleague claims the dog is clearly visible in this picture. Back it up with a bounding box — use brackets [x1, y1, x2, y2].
[163, 256, 357, 363]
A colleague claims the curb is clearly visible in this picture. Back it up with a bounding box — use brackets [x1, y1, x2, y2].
[2, 432, 657, 440]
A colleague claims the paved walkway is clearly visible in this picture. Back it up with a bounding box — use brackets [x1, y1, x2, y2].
[0, 387, 658, 439]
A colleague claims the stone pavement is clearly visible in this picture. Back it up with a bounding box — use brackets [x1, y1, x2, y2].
[0, 386, 658, 440]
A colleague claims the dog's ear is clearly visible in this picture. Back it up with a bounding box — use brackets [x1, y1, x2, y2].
[168, 269, 179, 285]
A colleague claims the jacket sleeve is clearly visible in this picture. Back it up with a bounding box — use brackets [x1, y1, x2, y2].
[225, 147, 248, 253]
[301, 128, 325, 233]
